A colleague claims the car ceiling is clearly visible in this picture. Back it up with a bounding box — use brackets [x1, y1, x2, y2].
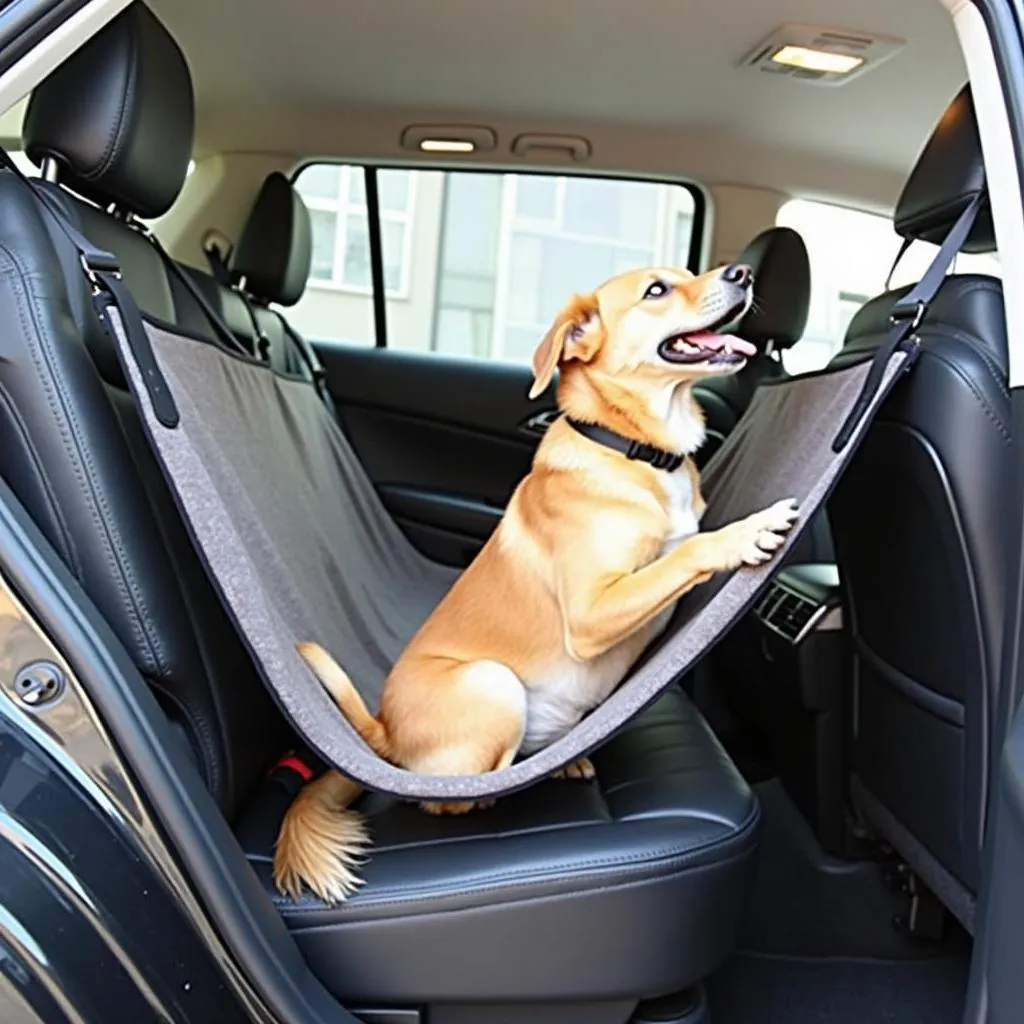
[149, 0, 964, 179]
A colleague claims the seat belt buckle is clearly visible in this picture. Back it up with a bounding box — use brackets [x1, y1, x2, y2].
[268, 753, 316, 792]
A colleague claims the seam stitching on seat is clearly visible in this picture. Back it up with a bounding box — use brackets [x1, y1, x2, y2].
[272, 805, 761, 913]
[0, 238, 167, 672]
[0, 378, 81, 577]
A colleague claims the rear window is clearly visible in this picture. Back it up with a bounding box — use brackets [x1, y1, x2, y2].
[777, 198, 1001, 374]
[286, 166, 703, 359]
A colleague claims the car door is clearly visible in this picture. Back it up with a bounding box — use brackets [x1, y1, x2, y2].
[963, 696, 1024, 1023]
[286, 163, 704, 565]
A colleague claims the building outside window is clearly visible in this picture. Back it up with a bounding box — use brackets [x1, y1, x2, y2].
[297, 164, 415, 297]
[288, 167, 697, 360]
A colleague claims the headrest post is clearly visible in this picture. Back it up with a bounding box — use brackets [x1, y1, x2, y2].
[39, 156, 59, 183]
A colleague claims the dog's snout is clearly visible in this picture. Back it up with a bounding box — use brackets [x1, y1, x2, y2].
[722, 263, 753, 288]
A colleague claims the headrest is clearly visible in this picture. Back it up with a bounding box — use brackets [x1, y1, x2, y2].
[230, 172, 313, 307]
[23, 3, 194, 219]
[735, 226, 811, 352]
[894, 85, 995, 253]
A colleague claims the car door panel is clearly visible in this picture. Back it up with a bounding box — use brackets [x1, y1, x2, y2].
[318, 343, 556, 564]
[964, 704, 1024, 1023]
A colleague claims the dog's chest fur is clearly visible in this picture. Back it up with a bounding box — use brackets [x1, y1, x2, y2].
[521, 461, 701, 754]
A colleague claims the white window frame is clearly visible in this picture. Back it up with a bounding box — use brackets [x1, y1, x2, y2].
[299, 165, 417, 301]
[489, 174, 676, 358]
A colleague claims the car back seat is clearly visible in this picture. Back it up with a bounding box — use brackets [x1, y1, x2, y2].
[0, 3, 761, 1015]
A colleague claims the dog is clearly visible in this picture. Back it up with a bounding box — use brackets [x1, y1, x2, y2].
[274, 262, 799, 902]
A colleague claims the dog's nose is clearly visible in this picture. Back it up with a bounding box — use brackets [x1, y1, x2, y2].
[722, 263, 753, 287]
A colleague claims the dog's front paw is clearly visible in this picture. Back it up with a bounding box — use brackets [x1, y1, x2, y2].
[727, 498, 799, 567]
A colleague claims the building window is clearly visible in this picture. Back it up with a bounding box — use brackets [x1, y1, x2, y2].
[776, 198, 1001, 375]
[285, 165, 701, 358]
[294, 165, 415, 298]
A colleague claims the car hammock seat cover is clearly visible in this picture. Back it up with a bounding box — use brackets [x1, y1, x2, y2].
[2, 147, 981, 800]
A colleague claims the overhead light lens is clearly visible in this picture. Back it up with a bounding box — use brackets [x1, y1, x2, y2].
[771, 45, 864, 74]
[419, 139, 475, 153]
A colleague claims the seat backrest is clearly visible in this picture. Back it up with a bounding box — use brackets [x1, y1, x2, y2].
[695, 225, 810, 465]
[0, 2, 287, 814]
[827, 86, 1008, 896]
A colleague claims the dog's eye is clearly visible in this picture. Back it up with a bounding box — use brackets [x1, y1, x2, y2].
[643, 280, 670, 300]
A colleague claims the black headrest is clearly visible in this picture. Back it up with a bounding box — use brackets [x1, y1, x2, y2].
[23, 3, 194, 219]
[894, 85, 995, 253]
[229, 172, 312, 307]
[735, 226, 811, 352]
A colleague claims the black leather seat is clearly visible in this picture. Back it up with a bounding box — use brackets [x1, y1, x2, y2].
[827, 86, 1007, 929]
[238, 689, 758, 1005]
[0, 4, 761, 1017]
[694, 225, 811, 467]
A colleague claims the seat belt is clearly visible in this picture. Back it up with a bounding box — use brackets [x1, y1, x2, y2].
[203, 240, 233, 287]
[832, 192, 985, 452]
[230, 285, 273, 364]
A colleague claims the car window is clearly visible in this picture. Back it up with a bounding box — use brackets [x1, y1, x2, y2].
[287, 166, 702, 359]
[776, 198, 1001, 375]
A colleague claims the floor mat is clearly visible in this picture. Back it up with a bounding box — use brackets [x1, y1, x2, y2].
[707, 951, 969, 1024]
[740, 779, 970, 960]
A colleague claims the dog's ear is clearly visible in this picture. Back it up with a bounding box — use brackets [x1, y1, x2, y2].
[528, 293, 603, 400]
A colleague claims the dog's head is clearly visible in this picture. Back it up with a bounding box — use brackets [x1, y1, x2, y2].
[528, 264, 756, 400]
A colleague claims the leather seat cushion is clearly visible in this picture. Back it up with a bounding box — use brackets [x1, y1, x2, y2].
[235, 687, 760, 1004]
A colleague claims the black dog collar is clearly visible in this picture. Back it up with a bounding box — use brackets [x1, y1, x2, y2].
[566, 417, 686, 473]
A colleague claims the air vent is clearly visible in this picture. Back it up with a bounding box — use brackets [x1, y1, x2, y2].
[755, 582, 822, 644]
[739, 23, 905, 87]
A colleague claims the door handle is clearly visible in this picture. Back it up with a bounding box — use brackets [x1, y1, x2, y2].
[521, 409, 560, 437]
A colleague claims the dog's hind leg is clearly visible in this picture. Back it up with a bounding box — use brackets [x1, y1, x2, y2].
[415, 659, 526, 816]
[554, 757, 596, 780]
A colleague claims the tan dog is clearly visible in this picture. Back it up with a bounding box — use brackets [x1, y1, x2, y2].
[274, 263, 799, 902]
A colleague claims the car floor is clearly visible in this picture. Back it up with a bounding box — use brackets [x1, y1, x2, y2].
[705, 779, 971, 1024]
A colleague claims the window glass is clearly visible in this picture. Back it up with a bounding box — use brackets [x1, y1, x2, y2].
[287, 165, 699, 358]
[776, 198, 1001, 375]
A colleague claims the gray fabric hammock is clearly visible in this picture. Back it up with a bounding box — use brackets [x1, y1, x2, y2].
[110, 316, 907, 802]
[17, 157, 980, 802]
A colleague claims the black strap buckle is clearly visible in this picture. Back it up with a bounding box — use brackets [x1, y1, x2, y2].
[889, 298, 926, 331]
[79, 253, 122, 293]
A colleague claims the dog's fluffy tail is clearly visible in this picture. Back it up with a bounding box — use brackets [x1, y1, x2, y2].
[297, 641, 391, 759]
[273, 770, 369, 904]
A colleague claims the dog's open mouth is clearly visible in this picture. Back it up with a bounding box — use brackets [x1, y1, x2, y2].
[657, 330, 757, 366]
[659, 329, 757, 366]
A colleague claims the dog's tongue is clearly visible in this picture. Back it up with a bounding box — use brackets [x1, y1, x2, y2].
[688, 332, 757, 357]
